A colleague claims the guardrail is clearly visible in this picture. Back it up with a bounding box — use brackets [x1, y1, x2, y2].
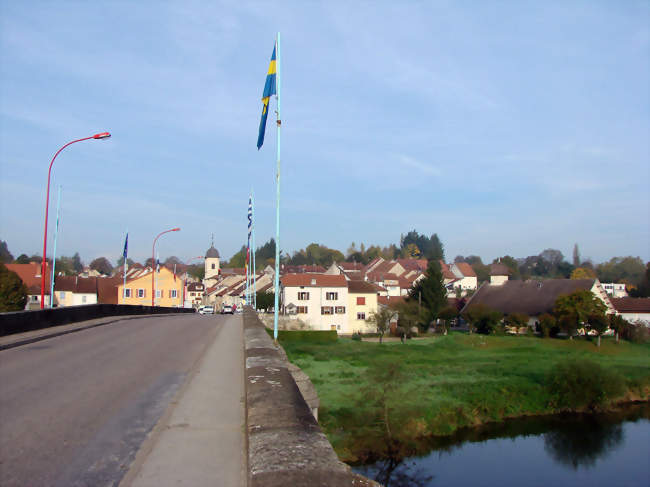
[0, 304, 194, 337]
[242, 308, 379, 487]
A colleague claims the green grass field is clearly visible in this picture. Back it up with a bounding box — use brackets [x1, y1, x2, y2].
[280, 333, 650, 461]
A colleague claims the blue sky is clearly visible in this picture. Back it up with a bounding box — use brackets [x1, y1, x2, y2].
[1, 1, 648, 266]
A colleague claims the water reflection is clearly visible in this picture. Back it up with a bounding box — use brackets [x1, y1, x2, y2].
[353, 403, 649, 487]
[544, 418, 623, 469]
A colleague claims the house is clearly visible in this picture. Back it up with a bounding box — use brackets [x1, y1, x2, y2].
[601, 283, 628, 298]
[347, 280, 381, 334]
[186, 282, 205, 307]
[450, 262, 478, 295]
[610, 298, 650, 326]
[461, 278, 614, 327]
[281, 273, 349, 331]
[118, 267, 184, 307]
[5, 262, 51, 309]
[53, 276, 98, 306]
[489, 263, 511, 286]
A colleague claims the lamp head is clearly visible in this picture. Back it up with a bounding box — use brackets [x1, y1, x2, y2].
[93, 132, 111, 139]
[172, 227, 181, 232]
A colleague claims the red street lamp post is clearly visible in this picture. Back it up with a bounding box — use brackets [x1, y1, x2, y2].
[40, 132, 111, 309]
[151, 228, 181, 306]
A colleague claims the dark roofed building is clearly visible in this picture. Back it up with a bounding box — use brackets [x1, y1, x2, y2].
[461, 279, 614, 325]
[610, 297, 650, 326]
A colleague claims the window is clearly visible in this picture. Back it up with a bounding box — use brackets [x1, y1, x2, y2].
[212, 263, 215, 269]
[82, 295, 87, 303]
[330, 325, 337, 331]
[335, 306, 346, 314]
[137, 289, 145, 298]
[156, 290, 163, 298]
[356, 296, 365, 305]
[170, 290, 178, 298]
[298, 292, 310, 300]
[357, 312, 366, 320]
[124, 289, 132, 298]
[326, 292, 338, 300]
[32, 295, 39, 302]
[321, 306, 334, 315]
[59, 291, 66, 299]
[297, 306, 308, 314]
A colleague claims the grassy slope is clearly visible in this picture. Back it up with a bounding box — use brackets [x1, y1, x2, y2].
[281, 333, 650, 461]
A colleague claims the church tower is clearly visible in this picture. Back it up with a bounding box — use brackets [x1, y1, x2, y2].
[205, 235, 220, 280]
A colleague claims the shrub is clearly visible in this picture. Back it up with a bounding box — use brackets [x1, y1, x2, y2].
[623, 322, 650, 344]
[462, 304, 503, 335]
[275, 330, 338, 343]
[538, 313, 556, 338]
[547, 359, 625, 410]
[351, 332, 362, 341]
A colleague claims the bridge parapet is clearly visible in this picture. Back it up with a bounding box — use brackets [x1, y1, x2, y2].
[243, 308, 379, 487]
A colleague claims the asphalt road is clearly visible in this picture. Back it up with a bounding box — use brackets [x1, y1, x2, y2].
[0, 313, 223, 487]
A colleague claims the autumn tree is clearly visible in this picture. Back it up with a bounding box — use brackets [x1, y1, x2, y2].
[437, 306, 458, 335]
[553, 290, 607, 340]
[366, 308, 397, 344]
[504, 312, 530, 335]
[0, 263, 27, 311]
[588, 313, 609, 347]
[571, 267, 597, 279]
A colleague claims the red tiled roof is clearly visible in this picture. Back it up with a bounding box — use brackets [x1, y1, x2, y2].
[490, 263, 511, 276]
[281, 273, 347, 288]
[396, 259, 428, 272]
[54, 276, 98, 294]
[439, 261, 456, 280]
[610, 298, 650, 313]
[455, 262, 477, 277]
[378, 296, 405, 308]
[347, 280, 381, 294]
[339, 262, 364, 271]
[5, 262, 51, 294]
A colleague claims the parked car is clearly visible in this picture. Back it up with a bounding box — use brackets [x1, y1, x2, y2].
[198, 305, 214, 315]
[221, 305, 233, 314]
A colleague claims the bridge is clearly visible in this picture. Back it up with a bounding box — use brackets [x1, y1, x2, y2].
[0, 306, 377, 486]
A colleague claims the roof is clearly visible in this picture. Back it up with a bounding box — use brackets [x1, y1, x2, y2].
[281, 264, 327, 274]
[455, 262, 477, 278]
[347, 280, 381, 294]
[5, 262, 51, 294]
[462, 279, 597, 316]
[54, 276, 98, 294]
[281, 273, 348, 288]
[439, 261, 456, 280]
[378, 295, 405, 308]
[339, 262, 364, 271]
[205, 245, 220, 258]
[490, 263, 511, 276]
[396, 259, 428, 272]
[610, 298, 650, 313]
[187, 282, 205, 292]
[365, 271, 400, 284]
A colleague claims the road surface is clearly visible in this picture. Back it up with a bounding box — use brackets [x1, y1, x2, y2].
[0, 313, 236, 486]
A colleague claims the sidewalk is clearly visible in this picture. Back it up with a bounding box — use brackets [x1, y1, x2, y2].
[120, 314, 246, 487]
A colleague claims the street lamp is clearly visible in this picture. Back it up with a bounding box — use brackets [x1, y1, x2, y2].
[40, 132, 111, 308]
[151, 227, 181, 306]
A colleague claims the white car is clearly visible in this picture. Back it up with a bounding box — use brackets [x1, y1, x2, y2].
[198, 305, 214, 315]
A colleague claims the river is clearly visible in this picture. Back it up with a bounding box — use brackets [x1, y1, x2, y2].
[351, 403, 650, 487]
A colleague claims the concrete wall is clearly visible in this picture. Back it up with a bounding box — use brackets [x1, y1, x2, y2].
[242, 309, 379, 487]
[0, 304, 194, 337]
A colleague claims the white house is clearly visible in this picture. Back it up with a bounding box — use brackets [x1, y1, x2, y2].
[611, 298, 650, 326]
[281, 273, 349, 332]
[601, 283, 628, 298]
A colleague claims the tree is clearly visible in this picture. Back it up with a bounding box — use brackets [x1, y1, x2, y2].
[553, 290, 607, 340]
[116, 256, 137, 267]
[538, 313, 557, 338]
[608, 314, 629, 343]
[408, 260, 447, 330]
[628, 262, 649, 298]
[596, 256, 645, 286]
[0, 241, 14, 263]
[164, 256, 183, 267]
[462, 304, 503, 335]
[256, 291, 275, 311]
[72, 252, 83, 273]
[366, 308, 397, 344]
[437, 306, 458, 335]
[187, 264, 205, 280]
[89, 257, 113, 275]
[572, 244, 581, 268]
[540, 249, 565, 269]
[15, 254, 30, 264]
[492, 255, 520, 280]
[571, 267, 597, 279]
[400, 230, 444, 261]
[395, 300, 424, 341]
[0, 263, 28, 311]
[226, 246, 247, 268]
[400, 243, 421, 259]
[587, 313, 609, 347]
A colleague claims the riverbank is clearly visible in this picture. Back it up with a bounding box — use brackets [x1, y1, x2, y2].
[279, 332, 650, 463]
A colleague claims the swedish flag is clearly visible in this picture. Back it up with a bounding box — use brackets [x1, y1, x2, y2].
[257, 44, 277, 150]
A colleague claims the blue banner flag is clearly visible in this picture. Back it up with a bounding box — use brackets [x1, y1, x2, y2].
[123, 233, 129, 260]
[257, 44, 277, 150]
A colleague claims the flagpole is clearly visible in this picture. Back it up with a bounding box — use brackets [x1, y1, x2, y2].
[50, 185, 62, 307]
[272, 32, 281, 341]
[123, 229, 128, 302]
[252, 191, 257, 310]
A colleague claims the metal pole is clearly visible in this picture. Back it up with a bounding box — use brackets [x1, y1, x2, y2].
[272, 32, 281, 341]
[50, 186, 62, 307]
[123, 229, 128, 302]
[252, 191, 257, 310]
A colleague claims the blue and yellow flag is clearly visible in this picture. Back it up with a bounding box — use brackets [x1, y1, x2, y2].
[257, 44, 277, 150]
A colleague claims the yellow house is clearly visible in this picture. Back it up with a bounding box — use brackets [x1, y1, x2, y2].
[346, 280, 381, 334]
[118, 267, 184, 307]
